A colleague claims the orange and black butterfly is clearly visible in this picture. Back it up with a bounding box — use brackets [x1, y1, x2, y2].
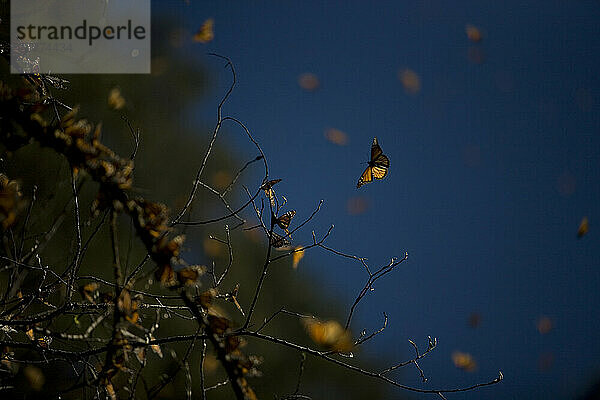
[357, 137, 390, 188]
[270, 232, 291, 248]
[275, 210, 296, 234]
[176, 265, 206, 287]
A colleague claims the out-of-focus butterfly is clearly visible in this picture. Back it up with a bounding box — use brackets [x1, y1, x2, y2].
[302, 318, 353, 353]
[452, 351, 477, 372]
[194, 19, 214, 43]
[577, 217, 589, 238]
[357, 137, 390, 188]
[176, 265, 206, 287]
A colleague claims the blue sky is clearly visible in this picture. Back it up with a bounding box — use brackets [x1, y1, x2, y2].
[158, 1, 600, 398]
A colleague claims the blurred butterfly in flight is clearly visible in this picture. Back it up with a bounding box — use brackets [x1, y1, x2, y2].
[356, 137, 390, 188]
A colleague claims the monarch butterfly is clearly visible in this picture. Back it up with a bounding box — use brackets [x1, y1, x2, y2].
[356, 137, 390, 188]
[270, 231, 290, 248]
[275, 210, 296, 233]
[176, 265, 206, 286]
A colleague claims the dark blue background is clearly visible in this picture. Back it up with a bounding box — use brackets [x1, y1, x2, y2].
[160, 1, 600, 398]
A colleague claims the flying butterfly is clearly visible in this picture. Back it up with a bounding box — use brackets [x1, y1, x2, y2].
[356, 137, 390, 188]
[577, 217, 589, 238]
[194, 19, 214, 43]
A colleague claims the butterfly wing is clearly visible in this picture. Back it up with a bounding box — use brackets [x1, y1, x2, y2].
[270, 232, 291, 248]
[371, 165, 388, 180]
[356, 165, 373, 188]
[371, 137, 383, 161]
[373, 153, 390, 168]
[276, 210, 296, 233]
[372, 153, 389, 180]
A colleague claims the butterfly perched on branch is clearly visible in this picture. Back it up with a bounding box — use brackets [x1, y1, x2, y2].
[261, 178, 282, 208]
[357, 137, 390, 188]
[274, 210, 296, 234]
[270, 232, 290, 248]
